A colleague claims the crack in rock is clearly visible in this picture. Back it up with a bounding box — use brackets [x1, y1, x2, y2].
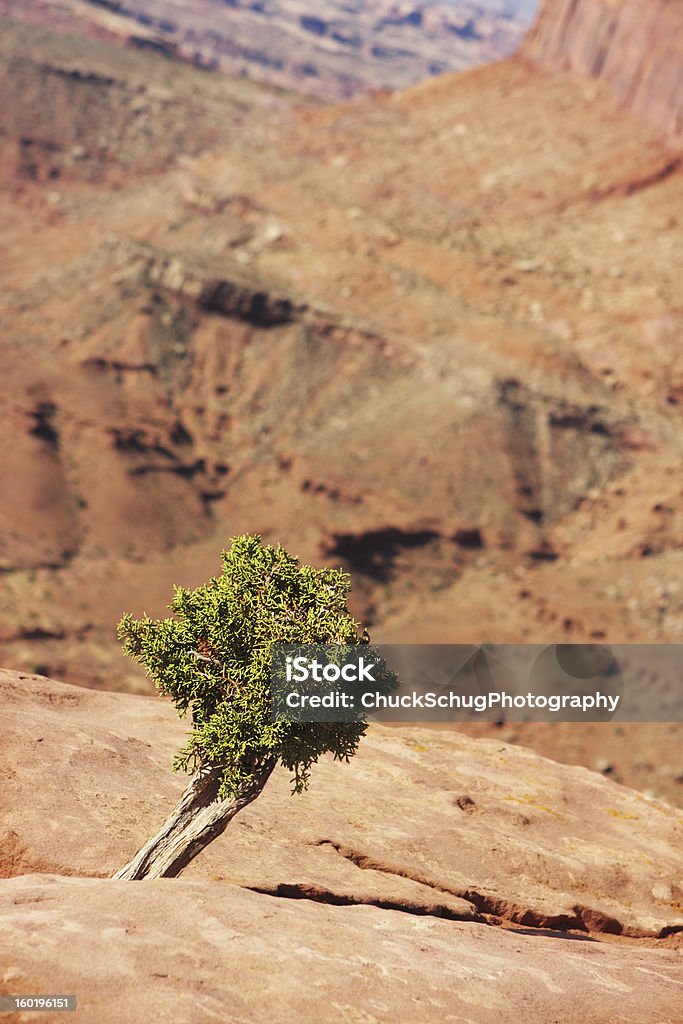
[244, 882, 484, 923]
[315, 840, 679, 940]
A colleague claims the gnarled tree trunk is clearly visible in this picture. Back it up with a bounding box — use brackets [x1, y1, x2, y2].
[113, 760, 276, 880]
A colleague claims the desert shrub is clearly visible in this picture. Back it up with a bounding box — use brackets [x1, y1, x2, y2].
[118, 533, 368, 799]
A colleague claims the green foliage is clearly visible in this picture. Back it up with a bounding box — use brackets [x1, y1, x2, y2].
[118, 535, 367, 798]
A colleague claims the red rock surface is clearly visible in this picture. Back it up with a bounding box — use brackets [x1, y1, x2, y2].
[0, 670, 682, 1023]
[2, 874, 682, 1024]
[524, 0, 683, 137]
[2, 671, 682, 938]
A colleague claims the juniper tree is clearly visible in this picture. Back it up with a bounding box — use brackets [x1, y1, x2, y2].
[113, 534, 373, 880]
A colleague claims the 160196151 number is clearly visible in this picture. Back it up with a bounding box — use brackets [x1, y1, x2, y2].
[0, 996, 77, 1012]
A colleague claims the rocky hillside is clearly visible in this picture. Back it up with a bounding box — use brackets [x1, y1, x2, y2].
[1, 21, 682, 677]
[523, 0, 683, 137]
[0, 15, 682, 805]
[0, 0, 535, 98]
[0, 20, 295, 185]
[1, 671, 682, 1022]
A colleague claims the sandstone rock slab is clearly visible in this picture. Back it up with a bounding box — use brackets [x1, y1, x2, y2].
[1, 671, 682, 939]
[1, 874, 682, 1024]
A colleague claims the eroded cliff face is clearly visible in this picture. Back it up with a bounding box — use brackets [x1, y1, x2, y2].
[523, 0, 683, 138]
